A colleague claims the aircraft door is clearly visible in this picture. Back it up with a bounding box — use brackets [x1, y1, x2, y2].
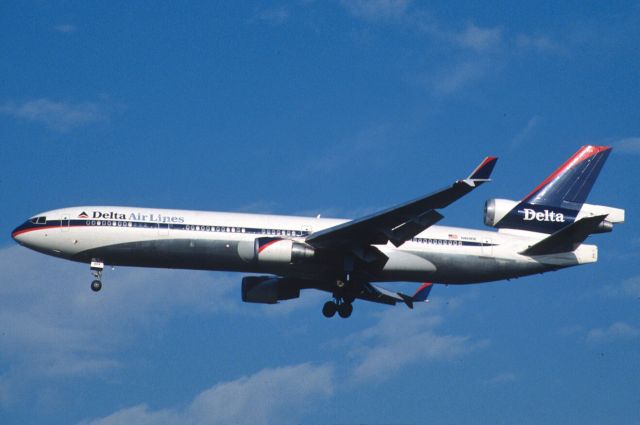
[481, 238, 492, 255]
[61, 215, 70, 232]
[158, 223, 169, 236]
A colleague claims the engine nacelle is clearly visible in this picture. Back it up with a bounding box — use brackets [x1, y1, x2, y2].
[484, 198, 519, 227]
[237, 237, 315, 263]
[484, 198, 623, 233]
[241, 276, 301, 304]
[577, 203, 625, 224]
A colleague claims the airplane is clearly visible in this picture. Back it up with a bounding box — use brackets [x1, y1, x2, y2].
[11, 145, 624, 318]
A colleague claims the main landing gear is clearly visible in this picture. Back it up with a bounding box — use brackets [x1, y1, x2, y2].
[322, 298, 353, 319]
[90, 259, 104, 292]
[323, 273, 355, 318]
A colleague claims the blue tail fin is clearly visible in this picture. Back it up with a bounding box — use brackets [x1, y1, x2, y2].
[522, 145, 611, 209]
[495, 146, 612, 233]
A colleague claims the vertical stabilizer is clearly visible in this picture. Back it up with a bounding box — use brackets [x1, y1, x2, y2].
[522, 145, 611, 210]
[494, 146, 613, 233]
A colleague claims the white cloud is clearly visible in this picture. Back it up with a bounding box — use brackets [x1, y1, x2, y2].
[613, 137, 640, 154]
[586, 322, 640, 344]
[621, 277, 640, 298]
[422, 23, 504, 94]
[342, 2, 564, 95]
[0, 98, 106, 131]
[253, 6, 290, 26]
[54, 24, 77, 33]
[600, 276, 640, 299]
[515, 34, 564, 54]
[431, 59, 495, 95]
[485, 372, 517, 384]
[556, 325, 585, 336]
[308, 123, 394, 173]
[455, 24, 503, 52]
[79, 363, 334, 425]
[0, 246, 237, 402]
[343, 303, 488, 382]
[510, 115, 541, 150]
[341, 0, 411, 21]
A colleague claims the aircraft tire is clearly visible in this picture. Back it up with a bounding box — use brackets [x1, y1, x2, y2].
[91, 280, 102, 292]
[337, 302, 353, 318]
[322, 301, 337, 318]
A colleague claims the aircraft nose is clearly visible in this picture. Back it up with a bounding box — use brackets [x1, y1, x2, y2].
[11, 221, 29, 244]
[12, 226, 22, 243]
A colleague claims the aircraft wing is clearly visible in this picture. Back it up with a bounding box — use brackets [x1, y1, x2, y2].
[305, 157, 498, 249]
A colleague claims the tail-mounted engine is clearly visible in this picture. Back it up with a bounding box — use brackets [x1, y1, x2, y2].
[484, 198, 623, 233]
[483, 198, 519, 227]
[238, 237, 315, 264]
[241, 275, 302, 304]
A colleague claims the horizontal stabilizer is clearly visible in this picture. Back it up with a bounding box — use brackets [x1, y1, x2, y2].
[360, 283, 406, 306]
[361, 282, 434, 309]
[520, 215, 607, 256]
[412, 282, 433, 302]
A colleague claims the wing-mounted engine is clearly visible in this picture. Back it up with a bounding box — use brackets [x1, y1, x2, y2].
[241, 275, 302, 304]
[238, 237, 315, 264]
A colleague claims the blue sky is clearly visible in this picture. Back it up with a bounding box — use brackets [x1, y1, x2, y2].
[1, 1, 639, 424]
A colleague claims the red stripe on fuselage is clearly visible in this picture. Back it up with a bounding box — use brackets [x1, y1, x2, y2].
[11, 225, 62, 238]
[522, 145, 610, 202]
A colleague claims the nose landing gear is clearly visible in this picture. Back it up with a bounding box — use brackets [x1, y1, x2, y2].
[91, 279, 102, 292]
[90, 259, 104, 292]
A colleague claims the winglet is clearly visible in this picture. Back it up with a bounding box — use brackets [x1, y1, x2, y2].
[468, 156, 498, 181]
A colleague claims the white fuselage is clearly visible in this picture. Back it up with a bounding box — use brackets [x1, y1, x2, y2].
[12, 206, 597, 285]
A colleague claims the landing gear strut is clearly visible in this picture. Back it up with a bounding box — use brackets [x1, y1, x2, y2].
[90, 259, 104, 292]
[323, 270, 355, 318]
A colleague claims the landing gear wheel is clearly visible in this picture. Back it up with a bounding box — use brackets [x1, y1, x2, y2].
[90, 259, 104, 293]
[338, 302, 353, 318]
[91, 280, 102, 292]
[322, 301, 337, 318]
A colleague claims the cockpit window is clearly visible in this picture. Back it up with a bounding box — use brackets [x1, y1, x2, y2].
[30, 216, 47, 224]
